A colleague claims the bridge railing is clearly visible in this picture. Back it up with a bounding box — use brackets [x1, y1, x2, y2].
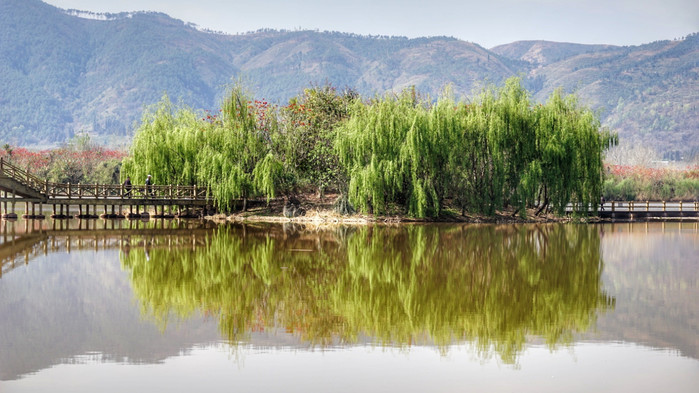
[603, 200, 699, 213]
[567, 201, 699, 214]
[46, 182, 209, 201]
[0, 158, 46, 194]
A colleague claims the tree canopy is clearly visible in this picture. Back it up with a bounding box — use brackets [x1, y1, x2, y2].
[122, 78, 615, 217]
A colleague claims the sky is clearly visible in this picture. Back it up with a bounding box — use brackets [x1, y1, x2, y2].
[42, 0, 698, 48]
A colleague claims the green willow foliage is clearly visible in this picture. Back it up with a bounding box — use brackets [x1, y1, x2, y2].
[121, 95, 203, 187]
[121, 223, 614, 363]
[122, 78, 612, 217]
[336, 78, 615, 217]
[122, 87, 279, 210]
[196, 85, 274, 209]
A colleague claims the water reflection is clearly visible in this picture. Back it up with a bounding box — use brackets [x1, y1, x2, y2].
[596, 221, 699, 359]
[0, 218, 217, 276]
[121, 223, 614, 363]
[0, 218, 222, 381]
[3, 219, 698, 386]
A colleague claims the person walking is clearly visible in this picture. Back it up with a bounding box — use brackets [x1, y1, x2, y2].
[145, 174, 154, 197]
[123, 175, 132, 197]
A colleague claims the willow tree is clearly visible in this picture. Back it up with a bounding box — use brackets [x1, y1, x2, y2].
[121, 95, 204, 186]
[534, 90, 615, 215]
[336, 80, 556, 218]
[195, 84, 279, 211]
[337, 84, 525, 217]
[336, 90, 441, 217]
[123, 86, 283, 211]
[399, 90, 461, 217]
[446, 87, 506, 215]
[446, 78, 613, 218]
[493, 78, 538, 214]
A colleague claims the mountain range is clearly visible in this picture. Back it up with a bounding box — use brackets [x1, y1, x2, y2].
[1, 0, 697, 159]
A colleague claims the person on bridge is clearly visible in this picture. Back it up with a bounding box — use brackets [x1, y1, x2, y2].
[123, 176, 132, 197]
[145, 174, 154, 196]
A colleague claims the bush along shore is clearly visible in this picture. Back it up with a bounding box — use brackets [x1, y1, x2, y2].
[119, 77, 617, 221]
[603, 165, 699, 202]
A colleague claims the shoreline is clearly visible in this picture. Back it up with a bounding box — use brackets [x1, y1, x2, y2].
[208, 206, 582, 225]
[204, 198, 698, 225]
[205, 194, 699, 225]
[208, 211, 697, 225]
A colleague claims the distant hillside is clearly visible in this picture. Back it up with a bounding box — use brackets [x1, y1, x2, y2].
[0, 0, 237, 146]
[521, 37, 699, 158]
[1, 0, 697, 158]
[491, 40, 616, 66]
[223, 30, 521, 104]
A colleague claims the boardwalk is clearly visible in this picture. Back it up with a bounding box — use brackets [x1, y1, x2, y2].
[596, 201, 698, 220]
[0, 158, 214, 219]
[565, 200, 699, 220]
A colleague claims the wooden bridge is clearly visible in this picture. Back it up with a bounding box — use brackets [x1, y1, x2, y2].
[0, 158, 214, 219]
[596, 201, 699, 220]
[565, 200, 699, 220]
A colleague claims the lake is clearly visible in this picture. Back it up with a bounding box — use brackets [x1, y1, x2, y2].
[0, 219, 697, 392]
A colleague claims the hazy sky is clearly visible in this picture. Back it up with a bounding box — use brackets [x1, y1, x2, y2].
[43, 0, 698, 48]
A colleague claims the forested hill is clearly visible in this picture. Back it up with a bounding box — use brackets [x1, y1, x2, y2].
[494, 37, 699, 158]
[1, 0, 697, 158]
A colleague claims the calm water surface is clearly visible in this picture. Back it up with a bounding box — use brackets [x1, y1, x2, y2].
[0, 219, 697, 392]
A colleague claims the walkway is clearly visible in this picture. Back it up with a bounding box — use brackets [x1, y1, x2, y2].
[0, 158, 214, 218]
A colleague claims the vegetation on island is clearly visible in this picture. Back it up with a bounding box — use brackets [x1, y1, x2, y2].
[121, 77, 615, 218]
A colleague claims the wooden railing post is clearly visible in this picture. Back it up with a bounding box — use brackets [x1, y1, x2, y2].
[679, 200, 683, 212]
[646, 201, 649, 211]
[78, 183, 82, 198]
[663, 201, 667, 212]
[68, 183, 71, 199]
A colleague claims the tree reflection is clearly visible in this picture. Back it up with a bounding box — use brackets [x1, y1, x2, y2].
[121, 223, 614, 363]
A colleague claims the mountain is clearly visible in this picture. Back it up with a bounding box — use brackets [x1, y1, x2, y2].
[0, 0, 237, 145]
[491, 40, 616, 66]
[1, 0, 697, 158]
[216, 29, 524, 109]
[512, 38, 699, 158]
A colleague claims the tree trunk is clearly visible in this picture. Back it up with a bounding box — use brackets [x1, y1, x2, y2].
[536, 186, 549, 216]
